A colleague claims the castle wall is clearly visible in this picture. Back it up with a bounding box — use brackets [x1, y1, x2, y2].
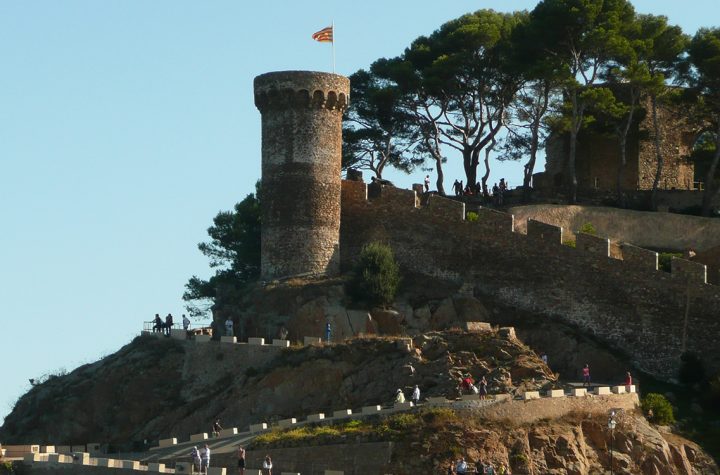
[340, 181, 720, 380]
[254, 71, 349, 279]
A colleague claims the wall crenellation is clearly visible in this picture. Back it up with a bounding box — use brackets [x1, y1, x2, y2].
[339, 180, 720, 379]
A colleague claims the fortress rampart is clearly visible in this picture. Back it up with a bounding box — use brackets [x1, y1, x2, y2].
[340, 180, 720, 380]
[254, 71, 349, 279]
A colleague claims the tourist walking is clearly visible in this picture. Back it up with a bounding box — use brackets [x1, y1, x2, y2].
[582, 364, 591, 387]
[424, 175, 430, 192]
[182, 314, 191, 331]
[262, 455, 273, 475]
[237, 446, 246, 475]
[411, 384, 420, 404]
[455, 456, 468, 474]
[200, 444, 210, 474]
[225, 317, 234, 337]
[478, 376, 488, 400]
[395, 388, 405, 404]
[190, 446, 201, 472]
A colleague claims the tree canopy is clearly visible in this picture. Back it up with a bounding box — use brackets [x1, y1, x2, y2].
[183, 182, 261, 317]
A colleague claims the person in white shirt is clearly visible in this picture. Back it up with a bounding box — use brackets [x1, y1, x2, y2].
[411, 385, 420, 404]
[182, 314, 191, 331]
[262, 455, 272, 475]
[455, 456, 468, 474]
[200, 444, 210, 474]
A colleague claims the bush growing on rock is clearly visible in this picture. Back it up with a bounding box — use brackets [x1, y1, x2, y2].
[642, 393, 675, 425]
[348, 242, 401, 306]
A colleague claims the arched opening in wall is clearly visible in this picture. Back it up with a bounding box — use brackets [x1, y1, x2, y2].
[338, 93, 347, 110]
[311, 90, 325, 108]
[326, 91, 338, 109]
[689, 130, 719, 191]
[295, 89, 310, 108]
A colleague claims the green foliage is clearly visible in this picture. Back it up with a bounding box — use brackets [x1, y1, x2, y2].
[579, 222, 597, 235]
[642, 393, 675, 425]
[183, 182, 261, 317]
[348, 242, 401, 306]
[709, 375, 720, 404]
[562, 240, 576, 248]
[658, 252, 682, 272]
[466, 211, 479, 222]
[342, 70, 423, 178]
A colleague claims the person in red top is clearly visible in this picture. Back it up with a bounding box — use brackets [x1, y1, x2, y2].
[582, 364, 591, 387]
[625, 372, 633, 386]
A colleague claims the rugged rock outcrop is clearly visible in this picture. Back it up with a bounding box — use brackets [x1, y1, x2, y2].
[0, 329, 553, 448]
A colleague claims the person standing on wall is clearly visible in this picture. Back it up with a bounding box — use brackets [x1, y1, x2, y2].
[424, 175, 430, 192]
[165, 313, 173, 336]
[225, 317, 234, 337]
[325, 321, 332, 343]
[182, 314, 191, 331]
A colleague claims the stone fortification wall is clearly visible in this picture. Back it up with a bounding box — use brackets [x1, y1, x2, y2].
[254, 71, 349, 279]
[340, 181, 720, 380]
[509, 204, 720, 253]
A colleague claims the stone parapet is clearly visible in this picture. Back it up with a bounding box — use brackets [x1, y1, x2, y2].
[250, 423, 268, 433]
[194, 335, 211, 343]
[523, 391, 541, 400]
[272, 339, 290, 347]
[220, 336, 237, 344]
[547, 389, 565, 398]
[218, 428, 238, 438]
[475, 207, 515, 233]
[576, 232, 610, 257]
[158, 438, 177, 448]
[307, 413, 325, 422]
[594, 386, 611, 395]
[527, 219, 563, 244]
[303, 336, 322, 345]
[620, 242, 658, 270]
[361, 405, 381, 415]
[572, 388, 588, 397]
[248, 337, 265, 346]
[672, 257, 707, 284]
[332, 409, 352, 419]
[278, 418, 297, 428]
[190, 432, 208, 442]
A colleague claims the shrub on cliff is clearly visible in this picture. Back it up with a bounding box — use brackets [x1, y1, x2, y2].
[349, 242, 401, 306]
[642, 393, 675, 425]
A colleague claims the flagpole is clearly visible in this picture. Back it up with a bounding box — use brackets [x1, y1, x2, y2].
[332, 20, 336, 74]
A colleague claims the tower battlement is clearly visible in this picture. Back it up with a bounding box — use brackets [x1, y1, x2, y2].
[254, 71, 349, 112]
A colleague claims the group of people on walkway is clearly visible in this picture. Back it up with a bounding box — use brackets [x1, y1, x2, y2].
[152, 313, 191, 335]
[450, 456, 511, 474]
[458, 374, 489, 399]
[394, 385, 421, 405]
[451, 178, 508, 205]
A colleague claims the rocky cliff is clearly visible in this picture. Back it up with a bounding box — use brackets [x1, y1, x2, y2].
[0, 329, 554, 448]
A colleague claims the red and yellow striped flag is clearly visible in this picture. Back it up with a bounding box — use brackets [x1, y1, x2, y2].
[312, 26, 333, 43]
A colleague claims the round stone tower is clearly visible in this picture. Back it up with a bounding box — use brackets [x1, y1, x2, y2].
[254, 71, 350, 280]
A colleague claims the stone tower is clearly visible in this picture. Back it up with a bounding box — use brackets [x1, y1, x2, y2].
[254, 71, 350, 280]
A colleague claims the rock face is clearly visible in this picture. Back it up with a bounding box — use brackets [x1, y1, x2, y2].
[242, 407, 718, 475]
[0, 330, 554, 448]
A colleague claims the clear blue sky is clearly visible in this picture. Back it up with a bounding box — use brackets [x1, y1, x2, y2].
[0, 1, 714, 425]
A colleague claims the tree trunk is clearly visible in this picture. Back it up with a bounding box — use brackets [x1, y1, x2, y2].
[481, 147, 492, 197]
[523, 126, 540, 203]
[463, 148, 477, 189]
[701, 122, 720, 216]
[566, 89, 580, 204]
[435, 157, 445, 196]
[650, 94, 664, 211]
[616, 90, 637, 208]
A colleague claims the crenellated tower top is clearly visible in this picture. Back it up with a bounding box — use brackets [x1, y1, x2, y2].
[254, 71, 349, 112]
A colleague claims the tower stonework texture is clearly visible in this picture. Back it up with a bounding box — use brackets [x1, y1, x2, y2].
[254, 71, 349, 279]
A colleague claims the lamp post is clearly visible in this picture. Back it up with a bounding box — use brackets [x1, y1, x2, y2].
[608, 410, 617, 475]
